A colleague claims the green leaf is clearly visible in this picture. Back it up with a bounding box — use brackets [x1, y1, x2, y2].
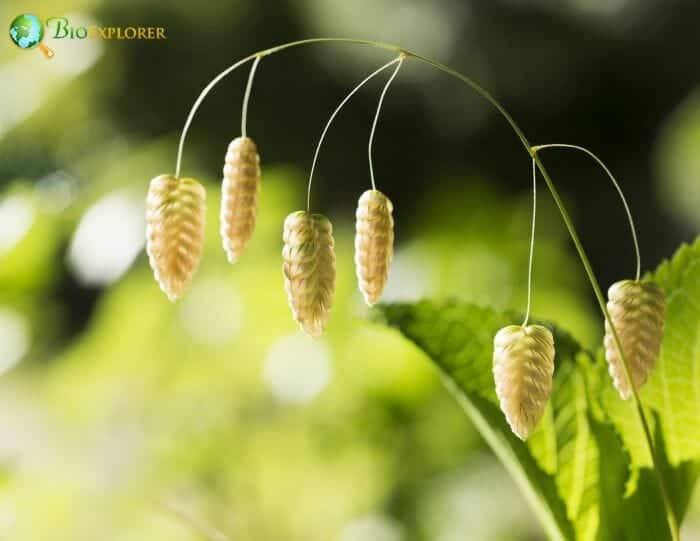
[375, 237, 700, 539]
[377, 302, 670, 540]
[604, 238, 700, 468]
[599, 238, 700, 527]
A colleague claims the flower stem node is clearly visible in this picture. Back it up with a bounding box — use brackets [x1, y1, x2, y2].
[493, 324, 555, 440]
[604, 279, 666, 400]
[354, 189, 394, 306]
[220, 137, 261, 263]
[282, 211, 336, 337]
[146, 174, 206, 302]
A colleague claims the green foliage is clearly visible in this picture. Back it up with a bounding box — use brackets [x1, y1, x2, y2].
[604, 238, 700, 468]
[377, 236, 700, 540]
[3, 155, 587, 540]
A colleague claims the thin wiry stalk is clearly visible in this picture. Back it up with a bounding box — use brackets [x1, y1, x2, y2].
[241, 55, 262, 138]
[176, 54, 253, 178]
[531, 151, 679, 540]
[531, 143, 641, 281]
[173, 38, 679, 540]
[368, 55, 404, 191]
[522, 157, 537, 327]
[305, 57, 402, 211]
[176, 39, 407, 179]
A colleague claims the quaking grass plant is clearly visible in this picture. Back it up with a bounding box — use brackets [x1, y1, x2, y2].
[144, 39, 685, 540]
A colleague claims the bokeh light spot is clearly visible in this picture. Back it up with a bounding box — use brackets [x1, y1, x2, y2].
[263, 334, 332, 404]
[380, 247, 435, 303]
[0, 196, 34, 255]
[340, 514, 404, 541]
[35, 171, 79, 213]
[656, 87, 700, 230]
[0, 308, 30, 374]
[67, 192, 145, 286]
[179, 278, 245, 345]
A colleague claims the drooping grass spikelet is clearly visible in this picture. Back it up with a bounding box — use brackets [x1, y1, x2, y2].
[146, 174, 206, 301]
[604, 279, 665, 400]
[355, 189, 394, 306]
[221, 136, 261, 263]
[282, 211, 336, 337]
[493, 324, 555, 440]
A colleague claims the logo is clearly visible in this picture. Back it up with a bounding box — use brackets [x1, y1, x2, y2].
[9, 14, 54, 58]
[9, 13, 168, 60]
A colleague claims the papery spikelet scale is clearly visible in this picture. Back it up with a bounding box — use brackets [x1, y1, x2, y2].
[604, 279, 665, 400]
[220, 136, 261, 263]
[146, 174, 206, 301]
[493, 324, 555, 440]
[354, 189, 394, 306]
[282, 211, 336, 337]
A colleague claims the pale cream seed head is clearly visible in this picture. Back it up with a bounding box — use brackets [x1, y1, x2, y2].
[282, 211, 336, 337]
[220, 136, 261, 263]
[493, 324, 555, 440]
[604, 279, 665, 400]
[146, 174, 206, 302]
[355, 189, 394, 306]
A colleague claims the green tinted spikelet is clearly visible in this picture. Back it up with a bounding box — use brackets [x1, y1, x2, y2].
[146, 174, 206, 301]
[493, 324, 555, 440]
[604, 279, 666, 400]
[354, 189, 394, 306]
[220, 136, 261, 263]
[282, 211, 336, 337]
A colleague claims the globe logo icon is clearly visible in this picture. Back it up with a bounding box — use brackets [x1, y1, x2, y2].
[9, 14, 54, 58]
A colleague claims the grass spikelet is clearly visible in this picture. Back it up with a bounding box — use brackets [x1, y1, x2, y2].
[282, 211, 336, 337]
[355, 189, 394, 306]
[493, 324, 555, 440]
[146, 174, 206, 301]
[604, 279, 665, 399]
[221, 136, 261, 263]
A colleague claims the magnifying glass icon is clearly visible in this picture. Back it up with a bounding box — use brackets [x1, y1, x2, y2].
[9, 14, 55, 59]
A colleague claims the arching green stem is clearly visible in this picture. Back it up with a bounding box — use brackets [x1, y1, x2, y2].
[174, 37, 679, 541]
[531, 150, 679, 541]
[175, 39, 407, 179]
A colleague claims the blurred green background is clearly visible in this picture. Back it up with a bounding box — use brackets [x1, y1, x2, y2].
[1, 0, 699, 539]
